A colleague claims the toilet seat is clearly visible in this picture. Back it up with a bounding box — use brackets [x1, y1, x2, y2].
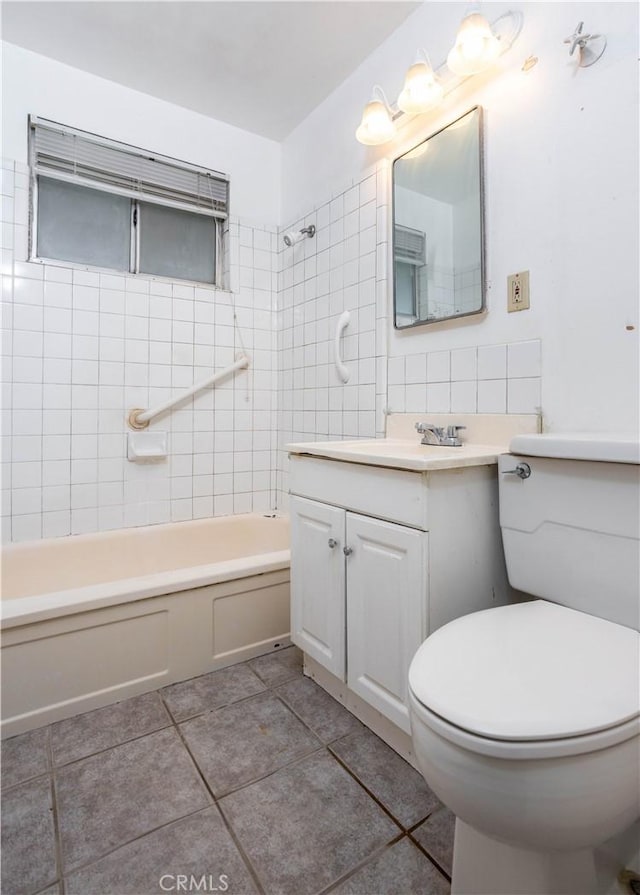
[409, 600, 640, 759]
[409, 690, 640, 760]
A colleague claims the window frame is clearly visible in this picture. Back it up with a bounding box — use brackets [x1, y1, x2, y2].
[28, 118, 228, 288]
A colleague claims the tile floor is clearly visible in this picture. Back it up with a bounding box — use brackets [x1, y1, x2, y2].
[1, 646, 455, 895]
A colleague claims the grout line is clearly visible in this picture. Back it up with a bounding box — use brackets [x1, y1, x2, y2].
[406, 827, 453, 883]
[213, 798, 267, 895]
[268, 690, 324, 748]
[317, 833, 406, 895]
[326, 747, 405, 835]
[48, 726, 66, 894]
[49, 718, 174, 772]
[1, 767, 51, 795]
[163, 691, 267, 895]
[61, 803, 220, 882]
[163, 685, 269, 725]
[214, 740, 327, 802]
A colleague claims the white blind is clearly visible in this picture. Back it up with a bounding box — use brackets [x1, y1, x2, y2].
[395, 225, 426, 265]
[30, 117, 229, 219]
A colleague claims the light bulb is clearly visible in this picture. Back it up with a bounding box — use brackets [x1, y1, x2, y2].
[355, 97, 396, 146]
[397, 61, 443, 115]
[447, 12, 500, 76]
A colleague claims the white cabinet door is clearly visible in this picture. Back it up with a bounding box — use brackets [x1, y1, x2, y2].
[346, 512, 427, 733]
[290, 496, 346, 679]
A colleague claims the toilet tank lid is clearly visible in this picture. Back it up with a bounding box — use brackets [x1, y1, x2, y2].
[509, 433, 640, 464]
[408, 601, 640, 742]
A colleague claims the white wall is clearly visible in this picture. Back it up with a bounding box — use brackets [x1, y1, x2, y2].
[2, 42, 281, 225]
[282, 1, 639, 434]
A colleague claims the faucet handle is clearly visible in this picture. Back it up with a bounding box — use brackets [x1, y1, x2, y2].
[446, 424, 466, 438]
[416, 422, 445, 436]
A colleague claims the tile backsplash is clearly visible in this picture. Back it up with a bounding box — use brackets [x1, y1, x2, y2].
[387, 340, 542, 416]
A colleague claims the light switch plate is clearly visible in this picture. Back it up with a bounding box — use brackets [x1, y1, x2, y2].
[507, 271, 530, 312]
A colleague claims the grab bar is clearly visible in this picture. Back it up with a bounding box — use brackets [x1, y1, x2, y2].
[334, 310, 351, 383]
[128, 354, 250, 429]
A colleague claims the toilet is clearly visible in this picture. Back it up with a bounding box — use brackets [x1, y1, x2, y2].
[408, 434, 640, 895]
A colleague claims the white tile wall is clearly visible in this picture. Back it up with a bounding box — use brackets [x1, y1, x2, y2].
[1, 151, 545, 543]
[387, 339, 542, 417]
[275, 161, 390, 508]
[1, 158, 279, 542]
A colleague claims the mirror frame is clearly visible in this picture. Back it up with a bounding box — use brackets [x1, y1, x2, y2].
[392, 105, 486, 330]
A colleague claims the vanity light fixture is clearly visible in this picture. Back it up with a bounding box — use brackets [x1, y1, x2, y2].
[446, 10, 501, 76]
[397, 51, 443, 115]
[355, 86, 397, 146]
[355, 9, 522, 146]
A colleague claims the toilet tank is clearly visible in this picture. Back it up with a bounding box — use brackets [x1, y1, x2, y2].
[499, 434, 640, 631]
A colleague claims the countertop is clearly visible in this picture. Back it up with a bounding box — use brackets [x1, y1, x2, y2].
[286, 438, 508, 472]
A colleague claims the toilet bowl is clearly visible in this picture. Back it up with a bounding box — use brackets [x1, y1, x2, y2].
[408, 434, 640, 895]
[408, 601, 640, 894]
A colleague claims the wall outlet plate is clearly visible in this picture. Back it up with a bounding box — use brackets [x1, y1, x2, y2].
[507, 270, 530, 312]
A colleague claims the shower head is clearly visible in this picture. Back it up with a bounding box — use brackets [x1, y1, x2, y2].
[283, 224, 316, 247]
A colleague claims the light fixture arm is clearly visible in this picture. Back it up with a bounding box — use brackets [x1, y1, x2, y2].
[371, 85, 395, 114]
[414, 48, 433, 67]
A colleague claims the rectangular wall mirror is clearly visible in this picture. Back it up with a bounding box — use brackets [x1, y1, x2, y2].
[393, 106, 484, 329]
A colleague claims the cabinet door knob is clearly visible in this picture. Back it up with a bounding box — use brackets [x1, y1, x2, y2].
[343, 546, 353, 556]
[328, 538, 338, 549]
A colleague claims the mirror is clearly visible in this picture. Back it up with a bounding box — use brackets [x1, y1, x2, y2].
[393, 106, 484, 329]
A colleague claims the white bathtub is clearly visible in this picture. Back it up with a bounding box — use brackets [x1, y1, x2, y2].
[1, 513, 290, 737]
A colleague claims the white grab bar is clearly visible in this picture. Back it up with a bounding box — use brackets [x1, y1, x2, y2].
[128, 354, 250, 429]
[334, 310, 351, 383]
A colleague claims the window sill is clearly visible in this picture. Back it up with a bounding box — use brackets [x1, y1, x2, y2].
[27, 254, 233, 294]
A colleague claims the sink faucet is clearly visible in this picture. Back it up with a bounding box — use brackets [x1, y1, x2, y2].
[415, 422, 466, 447]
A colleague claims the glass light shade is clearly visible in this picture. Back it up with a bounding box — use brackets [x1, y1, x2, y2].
[397, 62, 443, 115]
[447, 12, 500, 76]
[355, 99, 396, 146]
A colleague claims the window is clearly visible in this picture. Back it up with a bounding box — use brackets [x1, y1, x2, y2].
[29, 117, 229, 285]
[394, 225, 426, 320]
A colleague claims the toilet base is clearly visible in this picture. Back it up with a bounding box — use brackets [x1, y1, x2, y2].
[452, 819, 598, 895]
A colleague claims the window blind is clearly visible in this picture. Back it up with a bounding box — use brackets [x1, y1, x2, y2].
[394, 225, 426, 265]
[30, 117, 229, 219]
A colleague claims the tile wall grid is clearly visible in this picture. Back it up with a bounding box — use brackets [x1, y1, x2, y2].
[275, 161, 391, 509]
[387, 339, 542, 416]
[275, 159, 542, 509]
[1, 157, 280, 542]
[1, 152, 544, 540]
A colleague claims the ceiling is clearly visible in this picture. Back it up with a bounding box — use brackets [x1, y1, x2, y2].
[2, 1, 420, 140]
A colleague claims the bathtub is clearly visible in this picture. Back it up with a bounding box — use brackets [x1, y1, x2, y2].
[1, 513, 290, 737]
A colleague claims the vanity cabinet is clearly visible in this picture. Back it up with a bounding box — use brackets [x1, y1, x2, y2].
[289, 453, 510, 736]
[291, 496, 426, 731]
[290, 497, 346, 679]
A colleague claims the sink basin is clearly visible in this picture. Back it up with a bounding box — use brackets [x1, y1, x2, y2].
[286, 438, 508, 471]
